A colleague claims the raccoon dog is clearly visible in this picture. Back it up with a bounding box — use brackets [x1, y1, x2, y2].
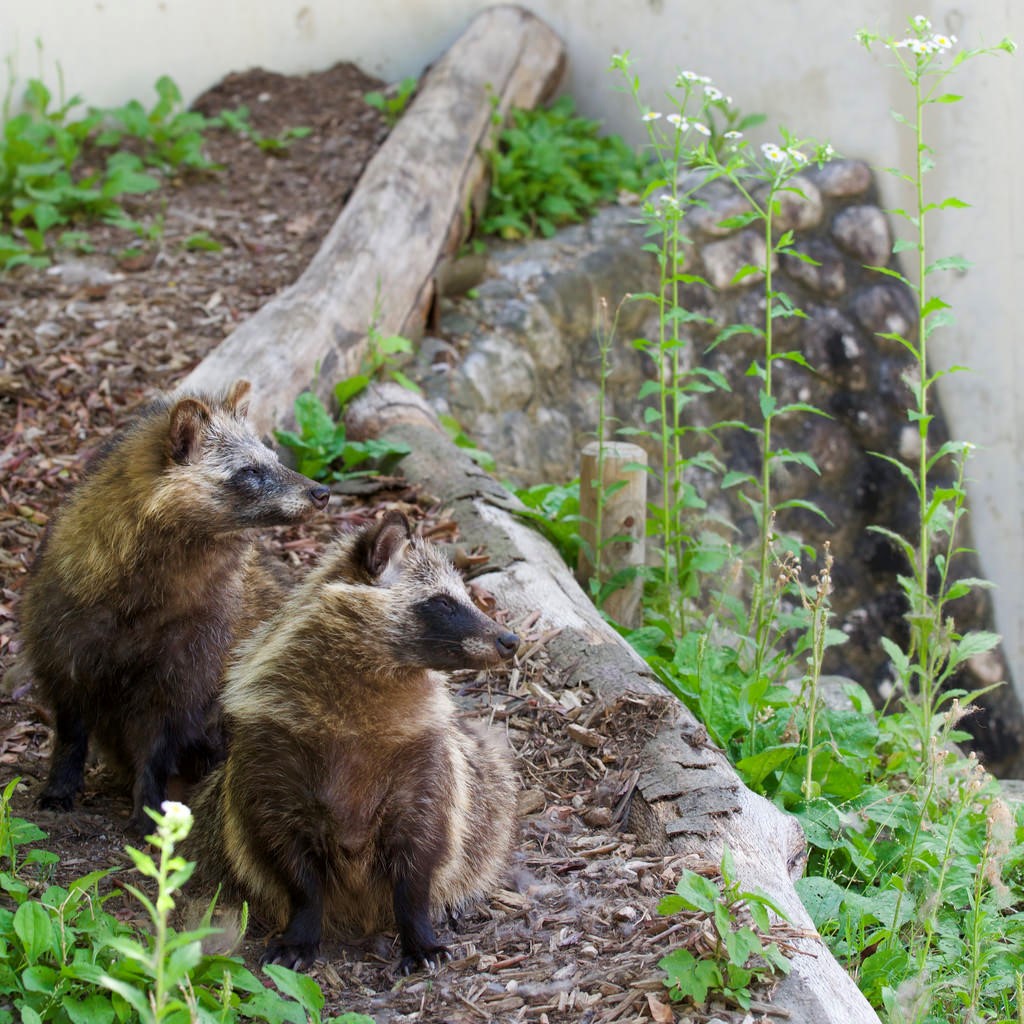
[187, 510, 520, 971]
[20, 379, 330, 831]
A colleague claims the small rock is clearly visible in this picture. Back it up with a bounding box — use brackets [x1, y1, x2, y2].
[685, 181, 754, 238]
[781, 238, 847, 297]
[832, 204, 892, 267]
[758, 173, 823, 232]
[701, 229, 772, 290]
[851, 282, 917, 338]
[809, 158, 873, 197]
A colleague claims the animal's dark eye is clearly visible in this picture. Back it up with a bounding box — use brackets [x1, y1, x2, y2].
[433, 595, 457, 614]
[232, 465, 263, 489]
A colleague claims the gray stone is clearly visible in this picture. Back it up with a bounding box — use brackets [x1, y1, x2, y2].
[850, 282, 917, 340]
[758, 173, 824, 232]
[832, 205, 892, 267]
[800, 308, 869, 390]
[781, 238, 847, 297]
[685, 183, 754, 239]
[808, 159, 873, 198]
[701, 229, 772, 290]
[450, 336, 536, 414]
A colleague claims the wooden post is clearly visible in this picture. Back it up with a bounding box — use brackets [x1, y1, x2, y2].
[577, 441, 648, 629]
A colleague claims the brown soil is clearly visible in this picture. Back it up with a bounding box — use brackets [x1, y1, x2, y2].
[0, 65, 765, 1024]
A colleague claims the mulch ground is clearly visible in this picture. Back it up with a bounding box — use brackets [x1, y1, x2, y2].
[0, 64, 779, 1023]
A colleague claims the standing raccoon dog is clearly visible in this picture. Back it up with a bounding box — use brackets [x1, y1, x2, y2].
[20, 379, 330, 832]
[187, 510, 520, 972]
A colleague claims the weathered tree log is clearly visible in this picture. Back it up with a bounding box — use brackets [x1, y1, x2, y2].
[178, 5, 566, 439]
[346, 382, 881, 1024]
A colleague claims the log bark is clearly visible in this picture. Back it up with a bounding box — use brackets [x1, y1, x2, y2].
[178, 5, 566, 439]
[346, 382, 882, 1024]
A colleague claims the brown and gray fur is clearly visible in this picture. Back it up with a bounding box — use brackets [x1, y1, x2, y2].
[20, 379, 330, 832]
[186, 510, 520, 972]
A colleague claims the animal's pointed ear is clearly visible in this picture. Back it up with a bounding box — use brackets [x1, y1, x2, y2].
[361, 510, 413, 581]
[224, 379, 251, 419]
[168, 398, 212, 464]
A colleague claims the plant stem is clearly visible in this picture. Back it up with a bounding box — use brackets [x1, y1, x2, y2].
[751, 187, 776, 674]
[912, 69, 932, 727]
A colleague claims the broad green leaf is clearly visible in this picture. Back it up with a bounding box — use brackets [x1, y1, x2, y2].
[13, 902, 55, 964]
[736, 745, 798, 788]
[660, 869, 719, 915]
[880, 636, 910, 679]
[263, 963, 325, 1014]
[62, 994, 117, 1024]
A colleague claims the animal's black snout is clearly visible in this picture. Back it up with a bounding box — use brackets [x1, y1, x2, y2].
[495, 631, 520, 660]
[309, 485, 331, 509]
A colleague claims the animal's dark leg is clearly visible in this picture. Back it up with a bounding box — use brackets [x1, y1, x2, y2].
[129, 729, 176, 834]
[38, 704, 89, 811]
[260, 850, 325, 971]
[391, 847, 448, 973]
[176, 719, 227, 783]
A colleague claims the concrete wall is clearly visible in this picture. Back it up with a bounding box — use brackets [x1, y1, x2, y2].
[4, 1, 1021, 688]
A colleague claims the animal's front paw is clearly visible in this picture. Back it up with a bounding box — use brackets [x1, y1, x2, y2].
[126, 812, 155, 837]
[398, 943, 450, 975]
[261, 937, 320, 972]
[37, 788, 75, 812]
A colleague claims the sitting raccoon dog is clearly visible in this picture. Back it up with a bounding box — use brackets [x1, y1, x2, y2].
[20, 379, 330, 833]
[186, 510, 520, 972]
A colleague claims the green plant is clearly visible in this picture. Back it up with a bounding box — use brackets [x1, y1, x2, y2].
[480, 94, 648, 240]
[438, 413, 497, 473]
[0, 783, 375, 1024]
[274, 389, 410, 483]
[213, 105, 312, 153]
[363, 76, 417, 127]
[0, 71, 309, 268]
[332, 311, 419, 409]
[512, 480, 583, 566]
[182, 229, 222, 252]
[657, 845, 790, 1011]
[604, 23, 1023, 1024]
[95, 75, 221, 173]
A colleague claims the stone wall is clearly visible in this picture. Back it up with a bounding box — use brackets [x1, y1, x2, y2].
[414, 160, 1024, 774]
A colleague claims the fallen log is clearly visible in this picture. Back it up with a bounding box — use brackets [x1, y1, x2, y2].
[178, 5, 566, 438]
[346, 382, 882, 1024]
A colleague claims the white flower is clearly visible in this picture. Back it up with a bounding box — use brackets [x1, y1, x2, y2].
[724, 130, 743, 140]
[931, 33, 956, 51]
[678, 70, 701, 82]
[658, 194, 681, 209]
[699, 75, 712, 84]
[692, 121, 711, 136]
[704, 85, 723, 101]
[788, 148, 808, 164]
[908, 38, 931, 55]
[159, 800, 193, 842]
[761, 142, 786, 164]
[666, 113, 687, 129]
[913, 14, 931, 30]
[642, 110, 662, 122]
